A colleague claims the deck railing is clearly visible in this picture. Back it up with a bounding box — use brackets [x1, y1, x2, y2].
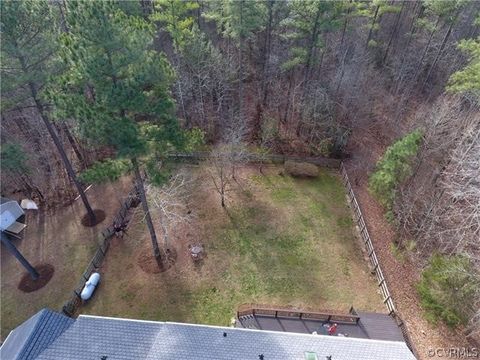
[237, 304, 360, 324]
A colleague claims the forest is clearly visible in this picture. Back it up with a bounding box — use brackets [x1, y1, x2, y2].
[1, 0, 479, 355]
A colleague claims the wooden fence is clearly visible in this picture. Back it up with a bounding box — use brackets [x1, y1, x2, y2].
[340, 163, 395, 314]
[340, 162, 418, 357]
[167, 152, 342, 168]
[61, 186, 140, 317]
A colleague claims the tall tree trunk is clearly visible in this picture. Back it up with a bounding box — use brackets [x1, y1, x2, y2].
[238, 0, 245, 124]
[422, 13, 459, 90]
[413, 17, 440, 83]
[1, 233, 39, 280]
[174, 53, 188, 125]
[304, 4, 322, 86]
[195, 0, 203, 30]
[339, 1, 351, 49]
[261, 0, 274, 106]
[366, 5, 380, 49]
[283, 72, 294, 125]
[335, 47, 348, 99]
[61, 122, 87, 170]
[14, 41, 94, 220]
[382, 1, 405, 64]
[253, 0, 274, 142]
[132, 157, 161, 260]
[19, 54, 96, 223]
[393, 2, 423, 95]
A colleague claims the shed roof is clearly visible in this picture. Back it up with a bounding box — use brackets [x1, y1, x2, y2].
[1, 309, 416, 360]
[0, 197, 25, 233]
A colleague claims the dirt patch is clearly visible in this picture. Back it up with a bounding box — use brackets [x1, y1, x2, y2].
[81, 209, 106, 227]
[284, 161, 319, 177]
[137, 247, 177, 274]
[18, 264, 54, 293]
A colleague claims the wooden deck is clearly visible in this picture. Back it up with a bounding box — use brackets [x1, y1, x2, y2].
[237, 305, 405, 342]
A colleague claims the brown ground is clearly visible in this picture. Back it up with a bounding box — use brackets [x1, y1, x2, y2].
[137, 246, 177, 274]
[80, 209, 107, 227]
[0, 176, 133, 339]
[17, 263, 55, 293]
[345, 128, 470, 359]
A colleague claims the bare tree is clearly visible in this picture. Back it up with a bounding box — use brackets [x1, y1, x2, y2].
[207, 144, 232, 208]
[146, 171, 195, 249]
[223, 119, 249, 181]
[395, 96, 480, 257]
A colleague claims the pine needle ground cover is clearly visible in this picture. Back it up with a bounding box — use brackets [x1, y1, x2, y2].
[82, 165, 384, 324]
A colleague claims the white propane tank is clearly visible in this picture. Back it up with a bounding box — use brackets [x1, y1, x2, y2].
[80, 272, 101, 301]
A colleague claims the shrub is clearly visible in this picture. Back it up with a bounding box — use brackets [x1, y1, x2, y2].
[284, 161, 319, 177]
[368, 130, 422, 210]
[0, 143, 30, 174]
[79, 159, 130, 183]
[417, 254, 480, 327]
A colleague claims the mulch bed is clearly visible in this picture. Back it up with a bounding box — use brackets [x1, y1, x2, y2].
[137, 247, 177, 274]
[18, 263, 55, 293]
[81, 209, 106, 227]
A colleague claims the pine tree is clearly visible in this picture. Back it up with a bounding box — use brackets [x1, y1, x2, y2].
[0, 0, 97, 224]
[447, 37, 480, 97]
[282, 1, 342, 84]
[421, 0, 466, 89]
[204, 0, 266, 125]
[54, 1, 183, 261]
[152, 0, 199, 124]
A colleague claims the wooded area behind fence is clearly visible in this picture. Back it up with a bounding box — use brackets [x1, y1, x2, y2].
[61, 186, 140, 317]
[340, 163, 418, 357]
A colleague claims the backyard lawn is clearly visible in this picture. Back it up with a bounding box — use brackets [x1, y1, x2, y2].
[82, 165, 385, 325]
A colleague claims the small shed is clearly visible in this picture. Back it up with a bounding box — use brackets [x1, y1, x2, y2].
[0, 197, 26, 235]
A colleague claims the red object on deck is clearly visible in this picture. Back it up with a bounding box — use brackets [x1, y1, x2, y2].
[328, 323, 338, 335]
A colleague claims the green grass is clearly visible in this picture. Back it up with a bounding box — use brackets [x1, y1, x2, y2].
[82, 166, 385, 326]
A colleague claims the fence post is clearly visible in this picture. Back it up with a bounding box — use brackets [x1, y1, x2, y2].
[340, 161, 396, 315]
[60, 183, 139, 316]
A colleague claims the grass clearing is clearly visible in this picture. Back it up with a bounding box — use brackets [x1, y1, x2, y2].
[82, 165, 384, 326]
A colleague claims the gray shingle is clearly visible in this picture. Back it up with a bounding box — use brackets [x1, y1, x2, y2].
[0, 308, 75, 360]
[33, 314, 416, 360]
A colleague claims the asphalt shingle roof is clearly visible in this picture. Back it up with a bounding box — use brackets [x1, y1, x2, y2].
[0, 309, 74, 360]
[2, 310, 416, 360]
[39, 314, 415, 360]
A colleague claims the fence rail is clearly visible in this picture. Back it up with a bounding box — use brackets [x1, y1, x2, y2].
[340, 162, 418, 358]
[340, 163, 395, 314]
[61, 186, 140, 317]
[167, 152, 342, 168]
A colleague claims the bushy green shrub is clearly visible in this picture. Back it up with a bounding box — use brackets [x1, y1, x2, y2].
[0, 143, 30, 174]
[79, 159, 130, 183]
[417, 254, 480, 327]
[369, 130, 423, 210]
